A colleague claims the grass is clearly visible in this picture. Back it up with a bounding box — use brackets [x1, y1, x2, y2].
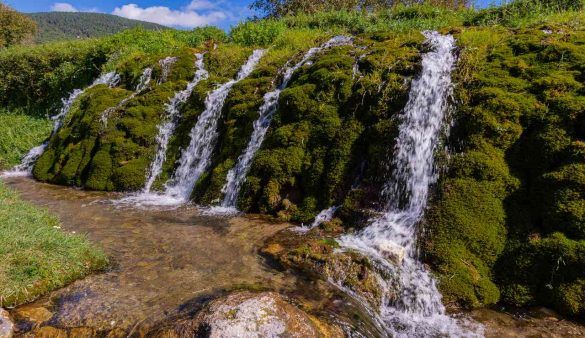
[0, 180, 108, 307]
[0, 109, 52, 169]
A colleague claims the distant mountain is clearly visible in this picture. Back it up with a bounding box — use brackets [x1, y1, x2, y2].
[27, 12, 167, 43]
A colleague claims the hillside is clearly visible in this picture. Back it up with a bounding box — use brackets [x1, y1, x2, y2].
[0, 1, 584, 336]
[27, 12, 167, 43]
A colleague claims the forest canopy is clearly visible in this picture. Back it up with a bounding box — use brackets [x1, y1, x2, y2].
[0, 3, 37, 48]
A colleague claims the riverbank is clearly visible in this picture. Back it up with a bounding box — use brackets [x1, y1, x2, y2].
[0, 179, 107, 308]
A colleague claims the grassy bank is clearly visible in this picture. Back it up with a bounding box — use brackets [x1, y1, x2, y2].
[0, 180, 108, 307]
[0, 109, 52, 169]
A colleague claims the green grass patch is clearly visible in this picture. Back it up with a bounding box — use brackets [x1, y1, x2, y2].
[0, 110, 52, 169]
[0, 180, 108, 307]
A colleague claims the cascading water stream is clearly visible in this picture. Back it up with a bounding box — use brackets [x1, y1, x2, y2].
[161, 49, 266, 203]
[101, 67, 152, 128]
[158, 57, 178, 84]
[336, 31, 481, 337]
[2, 72, 121, 177]
[219, 36, 353, 210]
[112, 54, 209, 207]
[143, 54, 208, 193]
[294, 205, 340, 233]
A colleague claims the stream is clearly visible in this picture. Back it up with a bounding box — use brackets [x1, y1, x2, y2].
[4, 177, 585, 337]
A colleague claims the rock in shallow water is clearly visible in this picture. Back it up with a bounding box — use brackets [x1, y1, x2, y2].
[0, 309, 14, 338]
[166, 291, 341, 337]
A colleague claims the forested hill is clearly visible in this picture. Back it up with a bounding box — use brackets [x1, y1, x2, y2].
[27, 12, 167, 43]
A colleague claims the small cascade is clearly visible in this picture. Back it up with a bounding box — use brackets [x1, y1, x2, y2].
[143, 54, 208, 193]
[3, 72, 120, 177]
[158, 57, 178, 84]
[294, 206, 340, 233]
[101, 67, 153, 128]
[162, 49, 266, 203]
[337, 32, 481, 336]
[220, 36, 353, 210]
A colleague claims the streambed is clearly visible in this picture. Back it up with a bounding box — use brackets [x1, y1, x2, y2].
[5, 177, 354, 335]
[4, 177, 585, 337]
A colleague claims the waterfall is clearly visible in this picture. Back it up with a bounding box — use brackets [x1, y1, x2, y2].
[294, 206, 340, 233]
[219, 36, 353, 210]
[162, 49, 266, 203]
[101, 67, 153, 128]
[143, 54, 208, 193]
[158, 57, 178, 84]
[2, 72, 120, 177]
[336, 32, 480, 337]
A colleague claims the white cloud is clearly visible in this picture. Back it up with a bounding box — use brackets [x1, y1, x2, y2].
[51, 2, 78, 12]
[112, 3, 228, 28]
[186, 0, 217, 11]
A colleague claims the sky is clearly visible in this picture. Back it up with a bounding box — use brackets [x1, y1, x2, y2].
[7, 0, 501, 30]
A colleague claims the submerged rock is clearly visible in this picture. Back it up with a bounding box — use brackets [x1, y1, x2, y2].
[165, 291, 341, 337]
[0, 308, 14, 338]
[262, 225, 397, 310]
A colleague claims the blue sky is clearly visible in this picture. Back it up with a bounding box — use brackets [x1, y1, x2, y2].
[8, 0, 501, 30]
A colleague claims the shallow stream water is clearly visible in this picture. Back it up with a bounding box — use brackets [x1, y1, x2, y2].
[5, 177, 372, 335]
[4, 177, 585, 337]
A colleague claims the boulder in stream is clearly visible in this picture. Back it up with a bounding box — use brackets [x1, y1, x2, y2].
[165, 291, 341, 337]
[0, 308, 14, 338]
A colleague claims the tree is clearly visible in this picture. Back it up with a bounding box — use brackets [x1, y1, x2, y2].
[250, 0, 469, 17]
[0, 3, 38, 48]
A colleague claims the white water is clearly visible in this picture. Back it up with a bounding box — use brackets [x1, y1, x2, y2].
[143, 54, 208, 192]
[3, 72, 120, 177]
[101, 68, 152, 128]
[294, 205, 340, 233]
[160, 49, 266, 204]
[219, 36, 353, 210]
[337, 32, 481, 337]
[113, 54, 209, 208]
[158, 57, 178, 84]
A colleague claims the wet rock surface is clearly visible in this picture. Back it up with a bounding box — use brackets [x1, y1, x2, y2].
[261, 221, 393, 310]
[0, 308, 14, 338]
[471, 307, 585, 338]
[161, 291, 342, 337]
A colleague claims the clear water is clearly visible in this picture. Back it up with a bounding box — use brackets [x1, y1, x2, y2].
[161, 49, 266, 204]
[220, 36, 353, 210]
[3, 72, 120, 177]
[101, 68, 152, 128]
[337, 32, 482, 337]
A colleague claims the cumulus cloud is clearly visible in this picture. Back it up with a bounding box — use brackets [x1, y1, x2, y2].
[112, 2, 228, 28]
[51, 2, 78, 12]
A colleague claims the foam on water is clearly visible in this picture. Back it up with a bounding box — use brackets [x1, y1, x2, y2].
[337, 31, 483, 337]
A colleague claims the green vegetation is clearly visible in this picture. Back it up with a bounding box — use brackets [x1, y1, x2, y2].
[28, 12, 166, 43]
[0, 109, 52, 169]
[0, 180, 108, 307]
[0, 3, 37, 48]
[0, 0, 584, 320]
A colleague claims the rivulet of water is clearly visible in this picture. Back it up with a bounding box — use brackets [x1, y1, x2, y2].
[113, 54, 209, 208]
[161, 49, 266, 204]
[101, 67, 152, 128]
[219, 36, 352, 211]
[158, 56, 178, 84]
[143, 54, 208, 193]
[337, 32, 482, 337]
[3, 72, 120, 177]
